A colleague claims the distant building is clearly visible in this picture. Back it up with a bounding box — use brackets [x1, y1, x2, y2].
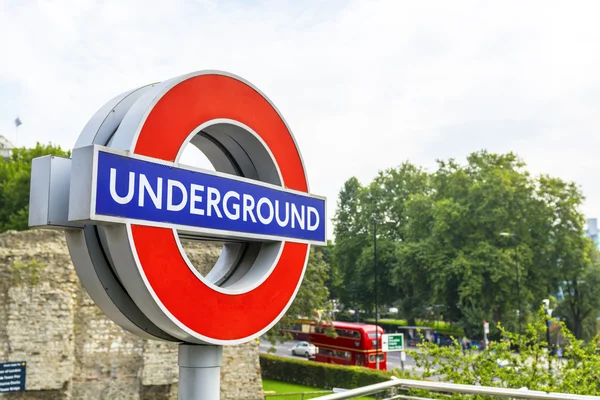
[0, 135, 13, 158]
[585, 218, 599, 248]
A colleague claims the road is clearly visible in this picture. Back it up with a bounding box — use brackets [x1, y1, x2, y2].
[258, 338, 429, 373]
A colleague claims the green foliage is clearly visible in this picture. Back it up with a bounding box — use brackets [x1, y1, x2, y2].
[332, 164, 430, 318]
[397, 309, 600, 398]
[0, 143, 70, 233]
[331, 177, 369, 310]
[331, 150, 600, 339]
[364, 318, 464, 336]
[9, 259, 45, 286]
[264, 247, 331, 344]
[259, 354, 392, 390]
[554, 239, 600, 340]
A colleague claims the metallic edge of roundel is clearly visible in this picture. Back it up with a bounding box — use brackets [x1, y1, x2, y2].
[66, 85, 179, 342]
[100, 70, 312, 345]
[108, 69, 311, 189]
[174, 119, 284, 295]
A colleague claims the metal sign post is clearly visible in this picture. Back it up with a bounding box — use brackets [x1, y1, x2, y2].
[178, 345, 222, 399]
[483, 320, 490, 349]
[28, 71, 326, 400]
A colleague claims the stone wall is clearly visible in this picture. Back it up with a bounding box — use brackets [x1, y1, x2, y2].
[0, 230, 263, 400]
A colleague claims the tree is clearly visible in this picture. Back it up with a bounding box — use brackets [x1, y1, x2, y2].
[263, 246, 331, 344]
[331, 150, 598, 338]
[314, 240, 336, 300]
[355, 238, 399, 317]
[331, 177, 369, 313]
[555, 242, 600, 340]
[534, 175, 600, 339]
[0, 143, 70, 233]
[331, 164, 429, 318]
[396, 152, 543, 334]
[394, 240, 434, 325]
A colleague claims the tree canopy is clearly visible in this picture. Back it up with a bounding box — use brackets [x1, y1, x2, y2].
[0, 143, 70, 233]
[263, 246, 332, 344]
[332, 150, 600, 339]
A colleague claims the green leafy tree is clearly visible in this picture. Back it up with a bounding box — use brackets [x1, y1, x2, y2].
[314, 240, 337, 300]
[389, 152, 538, 333]
[394, 241, 435, 325]
[332, 177, 369, 314]
[0, 143, 70, 232]
[332, 164, 429, 318]
[554, 242, 600, 340]
[532, 175, 600, 340]
[264, 246, 331, 344]
[332, 150, 600, 338]
[355, 239, 399, 317]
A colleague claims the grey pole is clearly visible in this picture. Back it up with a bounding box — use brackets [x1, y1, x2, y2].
[178, 344, 223, 400]
[483, 320, 488, 349]
[500, 232, 520, 334]
[373, 218, 379, 370]
[515, 242, 521, 334]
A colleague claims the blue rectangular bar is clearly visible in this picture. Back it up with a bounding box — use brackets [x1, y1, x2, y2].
[93, 150, 326, 244]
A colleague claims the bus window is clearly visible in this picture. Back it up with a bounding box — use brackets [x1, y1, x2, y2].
[333, 350, 351, 360]
[335, 329, 361, 339]
[355, 353, 364, 366]
[368, 353, 385, 362]
[318, 348, 333, 356]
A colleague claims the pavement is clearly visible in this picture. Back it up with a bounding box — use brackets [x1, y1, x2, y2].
[258, 338, 430, 373]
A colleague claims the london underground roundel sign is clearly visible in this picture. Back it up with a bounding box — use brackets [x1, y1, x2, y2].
[62, 71, 326, 345]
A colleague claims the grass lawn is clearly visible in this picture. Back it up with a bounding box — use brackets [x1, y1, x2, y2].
[263, 379, 374, 399]
[262, 379, 324, 393]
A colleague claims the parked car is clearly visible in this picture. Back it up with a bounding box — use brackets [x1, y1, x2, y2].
[292, 341, 316, 358]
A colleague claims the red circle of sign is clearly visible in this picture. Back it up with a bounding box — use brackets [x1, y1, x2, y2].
[130, 74, 309, 341]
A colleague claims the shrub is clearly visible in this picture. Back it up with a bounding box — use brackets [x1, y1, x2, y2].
[398, 309, 600, 397]
[259, 354, 392, 390]
[364, 318, 464, 337]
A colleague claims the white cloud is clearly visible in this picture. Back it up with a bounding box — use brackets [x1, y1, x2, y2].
[2, 0, 600, 238]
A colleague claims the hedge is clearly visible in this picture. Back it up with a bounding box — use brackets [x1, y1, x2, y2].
[364, 319, 464, 337]
[259, 354, 392, 390]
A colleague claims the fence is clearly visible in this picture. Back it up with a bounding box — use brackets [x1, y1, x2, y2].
[309, 378, 600, 400]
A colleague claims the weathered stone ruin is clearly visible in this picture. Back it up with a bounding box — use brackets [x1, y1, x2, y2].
[0, 229, 263, 399]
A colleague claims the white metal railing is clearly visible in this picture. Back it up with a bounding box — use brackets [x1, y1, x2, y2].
[384, 396, 435, 400]
[313, 378, 600, 400]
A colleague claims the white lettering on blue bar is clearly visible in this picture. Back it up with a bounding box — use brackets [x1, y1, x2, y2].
[107, 168, 319, 230]
[94, 150, 326, 244]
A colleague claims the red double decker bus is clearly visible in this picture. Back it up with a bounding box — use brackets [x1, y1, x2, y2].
[287, 317, 313, 341]
[308, 321, 386, 370]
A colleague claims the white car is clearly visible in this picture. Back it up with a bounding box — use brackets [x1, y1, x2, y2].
[291, 341, 316, 358]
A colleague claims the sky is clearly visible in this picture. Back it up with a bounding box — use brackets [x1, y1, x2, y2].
[1, 0, 600, 240]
